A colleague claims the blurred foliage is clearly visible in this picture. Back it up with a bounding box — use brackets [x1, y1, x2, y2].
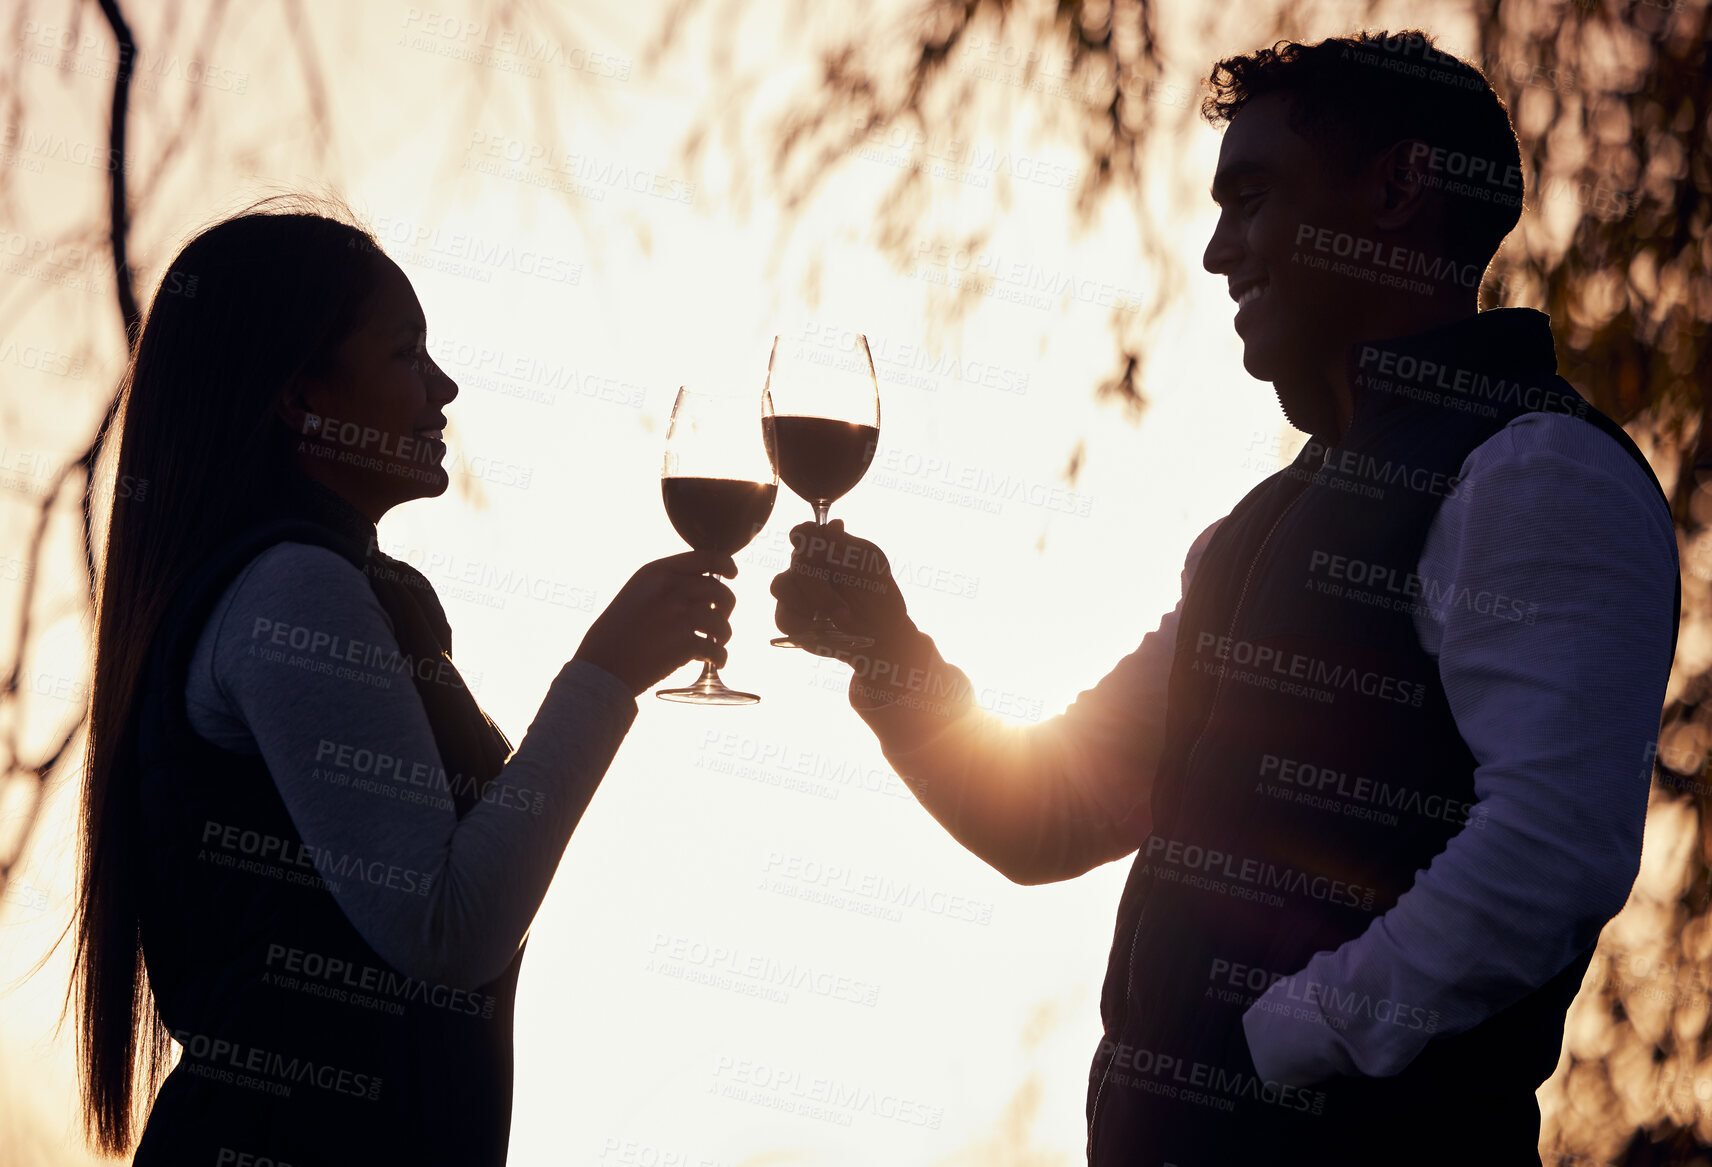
[1482, 1, 1712, 1161]
[6, 0, 1712, 1160]
[662, 0, 1712, 1161]
[655, 0, 1259, 423]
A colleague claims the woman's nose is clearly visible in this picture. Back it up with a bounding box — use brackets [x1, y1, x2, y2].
[432, 358, 459, 404]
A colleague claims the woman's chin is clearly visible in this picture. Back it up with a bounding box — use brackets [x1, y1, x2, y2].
[390, 469, 450, 504]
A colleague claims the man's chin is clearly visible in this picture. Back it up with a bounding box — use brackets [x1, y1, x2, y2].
[1271, 374, 1343, 439]
[1239, 337, 1287, 384]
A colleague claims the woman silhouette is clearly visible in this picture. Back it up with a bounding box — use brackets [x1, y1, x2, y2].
[70, 201, 736, 1165]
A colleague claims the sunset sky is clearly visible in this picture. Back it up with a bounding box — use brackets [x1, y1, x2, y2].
[0, 1, 1519, 1162]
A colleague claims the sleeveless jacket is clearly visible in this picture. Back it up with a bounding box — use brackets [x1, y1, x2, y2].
[133, 473, 522, 1166]
[1084, 309, 1680, 1166]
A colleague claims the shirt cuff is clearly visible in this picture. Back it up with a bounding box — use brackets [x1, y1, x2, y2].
[845, 630, 977, 752]
[1241, 972, 1359, 1088]
[559, 658, 641, 714]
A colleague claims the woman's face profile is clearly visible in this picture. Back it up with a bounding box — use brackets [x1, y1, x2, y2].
[289, 256, 460, 521]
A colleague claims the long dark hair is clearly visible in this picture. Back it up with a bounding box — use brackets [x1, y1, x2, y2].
[73, 197, 384, 1153]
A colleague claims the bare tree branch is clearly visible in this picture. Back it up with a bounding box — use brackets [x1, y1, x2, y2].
[0, 0, 136, 911]
[97, 0, 139, 339]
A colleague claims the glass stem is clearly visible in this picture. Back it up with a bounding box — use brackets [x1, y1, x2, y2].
[694, 569, 728, 688]
[810, 502, 835, 627]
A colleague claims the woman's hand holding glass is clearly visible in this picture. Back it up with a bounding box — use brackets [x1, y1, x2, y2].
[573, 551, 738, 697]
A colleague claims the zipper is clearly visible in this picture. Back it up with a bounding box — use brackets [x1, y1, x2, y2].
[1087, 475, 1313, 1156]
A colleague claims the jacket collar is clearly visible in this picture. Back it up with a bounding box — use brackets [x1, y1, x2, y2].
[262, 467, 380, 563]
[1342, 307, 1561, 437]
[1354, 307, 1557, 378]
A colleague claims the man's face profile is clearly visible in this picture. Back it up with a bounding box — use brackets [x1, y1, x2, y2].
[1203, 91, 1375, 433]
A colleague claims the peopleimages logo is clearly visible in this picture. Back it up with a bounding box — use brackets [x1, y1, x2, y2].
[400, 8, 632, 80]
[369, 213, 583, 286]
[1144, 835, 1379, 911]
[1192, 632, 1428, 707]
[313, 738, 544, 815]
[1259, 752, 1486, 830]
[761, 852, 995, 924]
[797, 322, 1030, 395]
[646, 933, 882, 1007]
[200, 819, 434, 897]
[0, 123, 132, 174]
[1207, 957, 1442, 1033]
[170, 1028, 383, 1102]
[250, 615, 468, 691]
[1286, 437, 1468, 501]
[710, 1056, 944, 1129]
[848, 119, 1081, 191]
[1408, 141, 1525, 210]
[1306, 550, 1538, 625]
[1355, 344, 1589, 418]
[1097, 1037, 1327, 1115]
[302, 413, 442, 465]
[869, 446, 1095, 517]
[698, 729, 914, 801]
[1294, 222, 1485, 289]
[463, 131, 696, 205]
[0, 339, 86, 378]
[913, 240, 1148, 315]
[264, 942, 496, 1019]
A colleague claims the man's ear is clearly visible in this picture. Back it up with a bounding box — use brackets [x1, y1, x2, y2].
[1372, 137, 1437, 233]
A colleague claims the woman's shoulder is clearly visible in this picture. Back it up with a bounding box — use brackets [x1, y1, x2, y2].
[197, 541, 396, 668]
[224, 539, 373, 606]
[186, 541, 386, 744]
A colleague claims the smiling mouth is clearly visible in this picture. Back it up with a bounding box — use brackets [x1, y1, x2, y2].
[1232, 277, 1269, 309]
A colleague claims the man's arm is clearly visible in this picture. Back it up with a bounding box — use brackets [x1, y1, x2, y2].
[772, 519, 1224, 885]
[1241, 412, 1678, 1085]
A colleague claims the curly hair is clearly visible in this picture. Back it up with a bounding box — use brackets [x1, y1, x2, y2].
[1203, 30, 1524, 267]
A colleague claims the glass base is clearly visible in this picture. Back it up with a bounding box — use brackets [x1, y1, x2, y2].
[656, 678, 760, 704]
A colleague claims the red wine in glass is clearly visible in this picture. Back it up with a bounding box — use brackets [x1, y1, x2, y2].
[662, 478, 778, 557]
[764, 332, 882, 653]
[762, 417, 879, 509]
[657, 387, 778, 705]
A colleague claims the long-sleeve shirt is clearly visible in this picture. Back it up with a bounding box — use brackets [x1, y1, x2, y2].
[183, 541, 638, 990]
[848, 408, 1678, 1086]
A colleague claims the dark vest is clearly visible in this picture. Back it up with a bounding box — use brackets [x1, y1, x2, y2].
[1084, 310, 1679, 1166]
[132, 476, 522, 1166]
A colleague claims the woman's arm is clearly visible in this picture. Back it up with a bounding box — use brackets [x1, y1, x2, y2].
[188, 541, 635, 990]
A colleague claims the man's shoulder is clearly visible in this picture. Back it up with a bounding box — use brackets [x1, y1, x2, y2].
[1463, 410, 1669, 518]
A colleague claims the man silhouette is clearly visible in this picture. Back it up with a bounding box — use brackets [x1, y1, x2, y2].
[771, 30, 1680, 1167]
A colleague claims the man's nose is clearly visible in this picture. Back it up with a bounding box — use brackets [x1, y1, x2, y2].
[1203, 213, 1240, 275]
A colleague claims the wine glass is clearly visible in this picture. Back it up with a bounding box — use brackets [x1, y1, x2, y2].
[763, 330, 881, 652]
[657, 386, 779, 704]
